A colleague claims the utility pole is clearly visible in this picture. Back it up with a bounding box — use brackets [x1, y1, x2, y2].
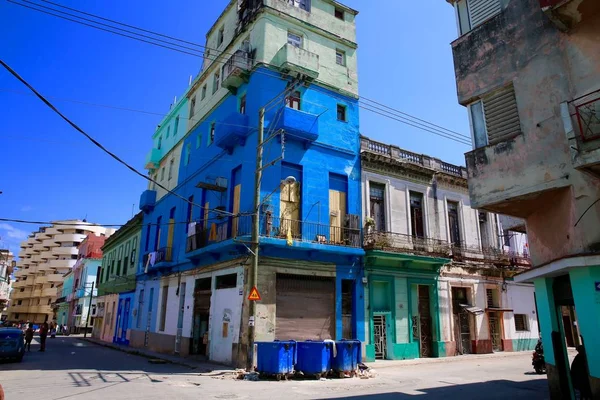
[83, 281, 95, 338]
[247, 107, 265, 371]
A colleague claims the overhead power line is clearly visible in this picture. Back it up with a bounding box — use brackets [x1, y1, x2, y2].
[0, 59, 234, 217]
[6, 0, 471, 145]
[0, 60, 297, 219]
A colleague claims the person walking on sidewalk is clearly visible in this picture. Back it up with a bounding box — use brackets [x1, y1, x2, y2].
[25, 324, 34, 352]
[39, 321, 49, 352]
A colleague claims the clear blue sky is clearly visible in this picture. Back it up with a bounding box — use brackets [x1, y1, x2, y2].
[0, 0, 468, 255]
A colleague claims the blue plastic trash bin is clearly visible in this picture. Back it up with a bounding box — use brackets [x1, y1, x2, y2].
[332, 340, 362, 376]
[256, 340, 296, 378]
[296, 340, 333, 378]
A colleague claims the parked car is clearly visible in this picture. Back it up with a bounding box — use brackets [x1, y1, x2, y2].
[0, 328, 25, 362]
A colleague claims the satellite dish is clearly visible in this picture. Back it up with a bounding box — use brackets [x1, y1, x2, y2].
[284, 176, 297, 185]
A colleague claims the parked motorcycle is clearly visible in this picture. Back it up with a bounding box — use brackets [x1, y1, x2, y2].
[532, 338, 546, 374]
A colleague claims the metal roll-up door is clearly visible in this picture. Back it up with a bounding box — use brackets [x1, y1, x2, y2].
[275, 274, 335, 341]
[483, 85, 521, 145]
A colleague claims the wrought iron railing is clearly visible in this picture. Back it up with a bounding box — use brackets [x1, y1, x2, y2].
[364, 231, 452, 257]
[185, 214, 361, 251]
[262, 215, 361, 248]
[186, 216, 252, 253]
[573, 89, 600, 142]
[222, 50, 249, 81]
[143, 246, 173, 267]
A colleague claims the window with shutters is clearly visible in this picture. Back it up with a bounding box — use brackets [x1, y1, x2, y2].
[486, 288, 499, 308]
[329, 173, 347, 244]
[514, 314, 529, 331]
[447, 201, 461, 245]
[469, 84, 521, 148]
[410, 191, 425, 238]
[456, 0, 502, 35]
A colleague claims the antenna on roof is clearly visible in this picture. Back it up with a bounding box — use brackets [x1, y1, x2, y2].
[189, 75, 192, 85]
[174, 95, 177, 104]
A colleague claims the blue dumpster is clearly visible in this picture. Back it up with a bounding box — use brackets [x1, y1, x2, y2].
[332, 340, 362, 377]
[256, 340, 296, 379]
[296, 340, 333, 378]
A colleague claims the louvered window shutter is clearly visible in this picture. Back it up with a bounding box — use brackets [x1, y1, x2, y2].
[483, 85, 521, 145]
[467, 0, 501, 28]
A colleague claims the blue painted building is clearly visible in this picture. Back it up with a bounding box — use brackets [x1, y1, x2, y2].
[131, 0, 364, 367]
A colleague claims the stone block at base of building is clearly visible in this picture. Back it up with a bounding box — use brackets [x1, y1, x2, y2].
[471, 340, 493, 354]
[501, 339, 514, 352]
[443, 341, 457, 357]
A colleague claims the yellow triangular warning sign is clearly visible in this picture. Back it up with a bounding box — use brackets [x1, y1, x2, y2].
[248, 286, 261, 301]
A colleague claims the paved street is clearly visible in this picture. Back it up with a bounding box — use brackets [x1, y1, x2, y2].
[0, 337, 549, 399]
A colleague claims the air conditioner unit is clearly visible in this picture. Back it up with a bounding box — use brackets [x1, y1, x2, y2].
[216, 177, 228, 188]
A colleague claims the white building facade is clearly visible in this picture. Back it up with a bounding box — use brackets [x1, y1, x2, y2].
[361, 136, 538, 359]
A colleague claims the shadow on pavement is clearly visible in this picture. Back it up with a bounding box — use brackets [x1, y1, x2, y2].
[0, 337, 192, 375]
[334, 378, 548, 400]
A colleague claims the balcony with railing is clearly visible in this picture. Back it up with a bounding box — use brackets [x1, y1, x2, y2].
[215, 113, 250, 153]
[222, 49, 250, 93]
[364, 231, 531, 270]
[186, 213, 362, 261]
[275, 43, 319, 79]
[360, 136, 467, 178]
[451, 243, 531, 269]
[566, 89, 600, 177]
[143, 247, 173, 270]
[271, 106, 319, 143]
[364, 231, 452, 259]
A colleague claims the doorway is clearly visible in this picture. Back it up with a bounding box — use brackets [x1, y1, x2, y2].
[190, 277, 211, 356]
[417, 285, 433, 358]
[341, 280, 354, 340]
[488, 312, 503, 352]
[373, 314, 388, 360]
[175, 282, 186, 354]
[452, 287, 471, 355]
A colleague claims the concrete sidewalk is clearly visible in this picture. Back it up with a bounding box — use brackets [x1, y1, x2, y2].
[371, 348, 577, 369]
[79, 336, 233, 373]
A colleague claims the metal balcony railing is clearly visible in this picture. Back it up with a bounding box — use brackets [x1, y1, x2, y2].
[573, 89, 600, 142]
[263, 215, 361, 248]
[364, 231, 452, 257]
[186, 213, 362, 252]
[222, 49, 249, 81]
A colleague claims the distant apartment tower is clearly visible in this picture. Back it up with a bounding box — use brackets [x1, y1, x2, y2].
[9, 221, 114, 323]
[444, 0, 600, 398]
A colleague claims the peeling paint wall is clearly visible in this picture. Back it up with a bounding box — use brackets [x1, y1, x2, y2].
[451, 0, 600, 266]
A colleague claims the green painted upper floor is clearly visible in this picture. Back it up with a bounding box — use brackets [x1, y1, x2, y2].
[98, 212, 142, 296]
[185, 0, 359, 133]
[144, 90, 190, 174]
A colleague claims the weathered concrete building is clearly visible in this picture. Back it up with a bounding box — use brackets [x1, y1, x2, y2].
[360, 137, 537, 360]
[0, 249, 15, 321]
[444, 0, 600, 397]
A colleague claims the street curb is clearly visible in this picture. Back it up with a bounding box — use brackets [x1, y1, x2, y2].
[78, 337, 204, 370]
